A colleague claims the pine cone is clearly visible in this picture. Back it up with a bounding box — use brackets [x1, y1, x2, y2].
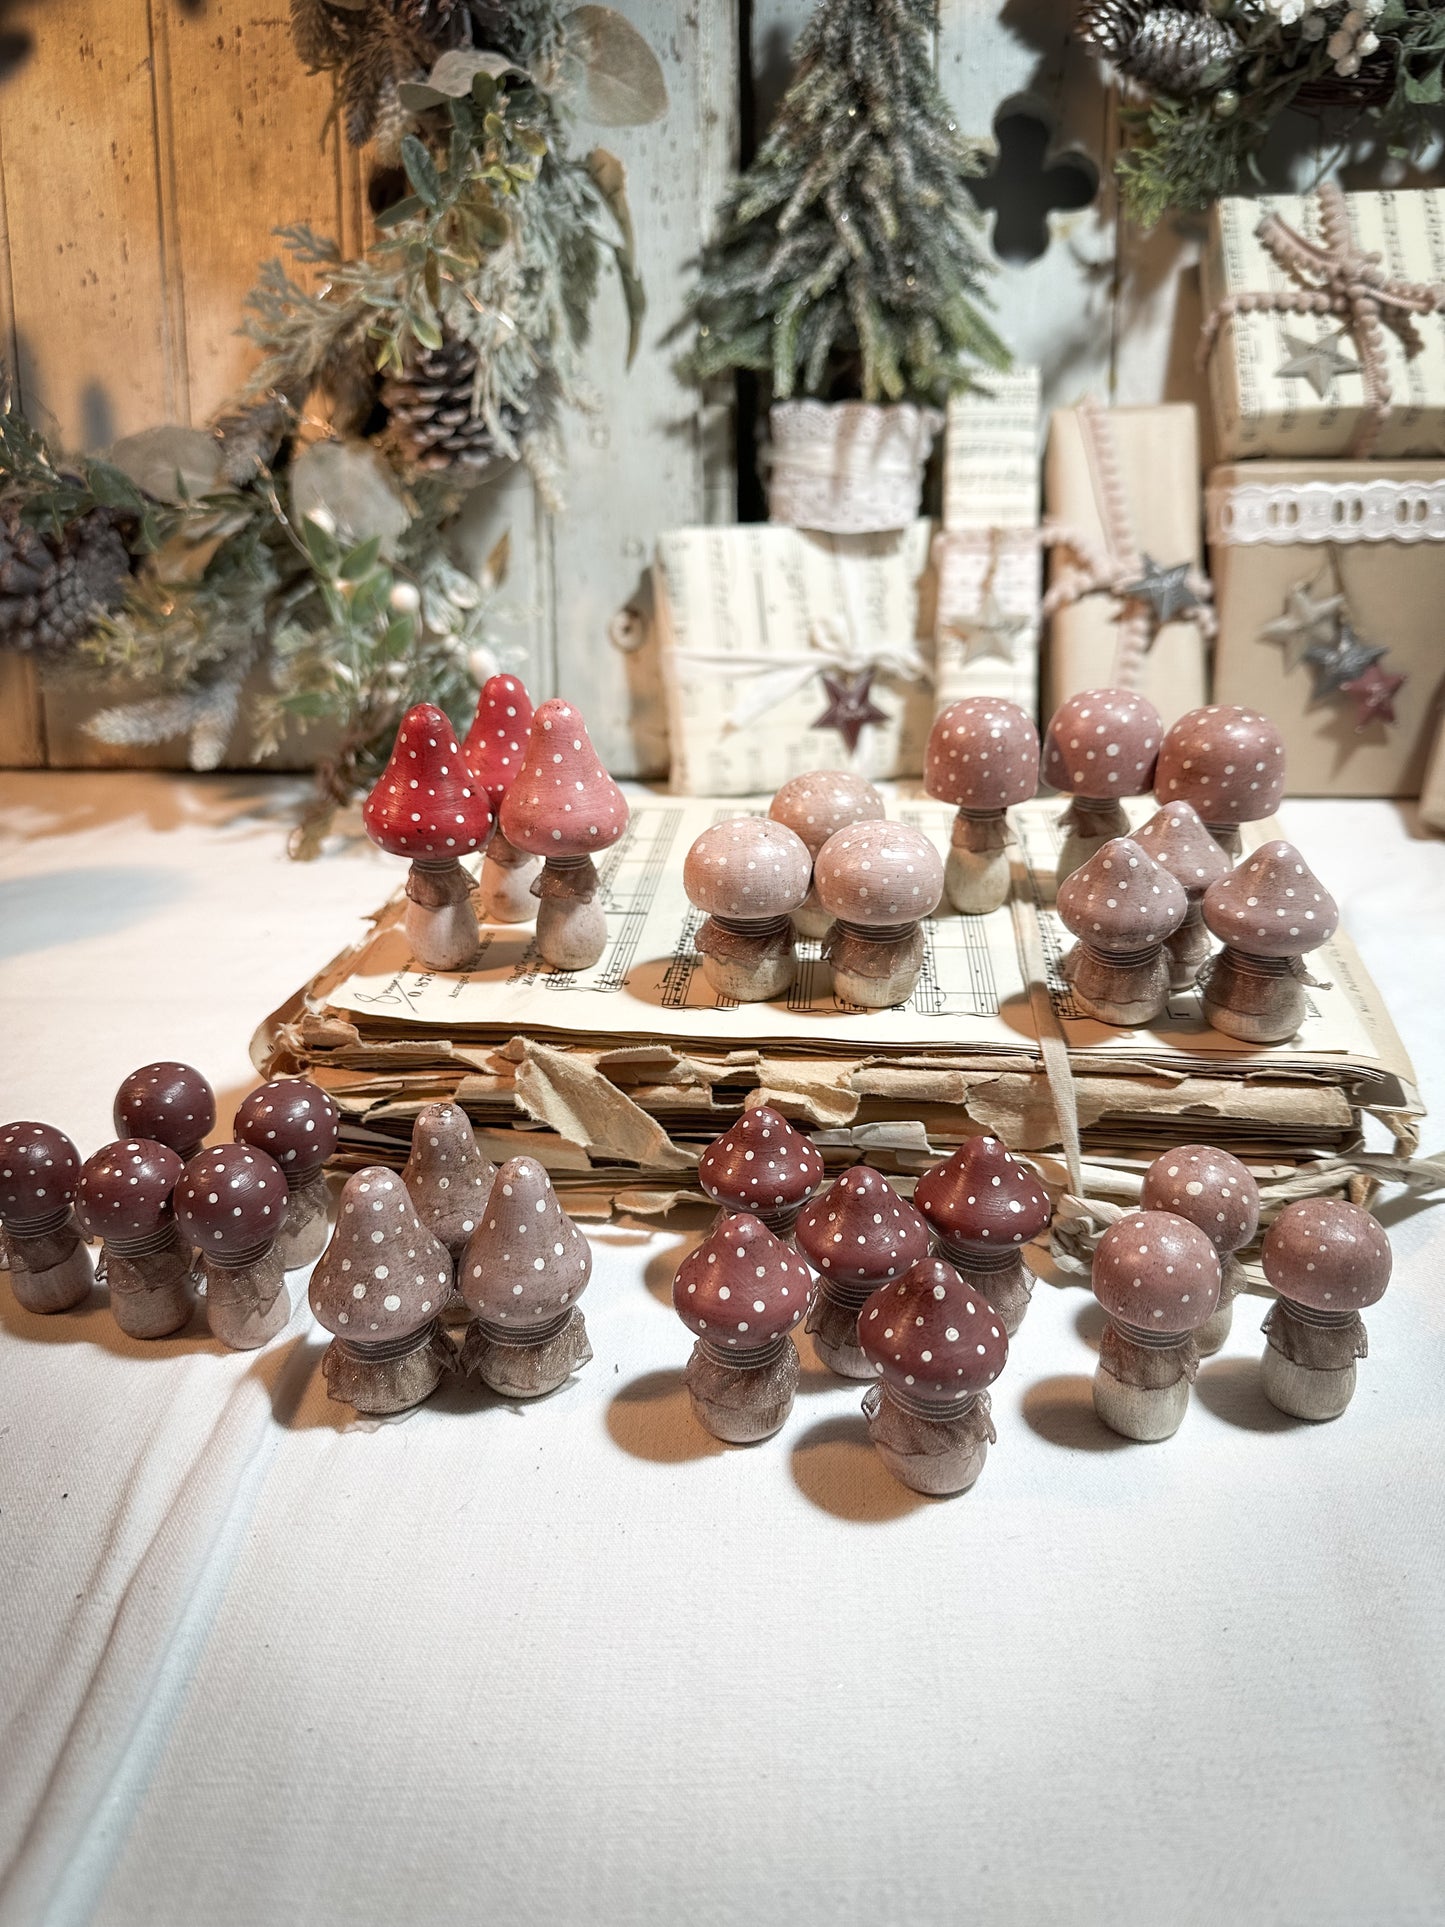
[382, 336, 510, 474]
[1078, 1, 1240, 94]
[0, 503, 129, 658]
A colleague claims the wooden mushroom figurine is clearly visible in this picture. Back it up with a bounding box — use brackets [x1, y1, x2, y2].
[697, 1106, 824, 1238]
[1090, 1211, 1222, 1441]
[234, 1077, 340, 1270]
[463, 672, 542, 923]
[1154, 704, 1287, 857]
[363, 702, 493, 972]
[1133, 801, 1231, 990]
[913, 1135, 1052, 1336]
[925, 697, 1040, 915]
[795, 1165, 930, 1378]
[459, 1155, 593, 1398]
[77, 1139, 193, 1339]
[174, 1145, 292, 1350]
[767, 770, 885, 941]
[1041, 688, 1162, 883]
[309, 1166, 456, 1415]
[499, 698, 630, 972]
[1259, 1198, 1392, 1422]
[683, 817, 812, 1002]
[672, 1212, 810, 1443]
[0, 1121, 95, 1314]
[858, 1255, 1008, 1496]
[1056, 835, 1188, 1028]
[114, 1060, 216, 1160]
[402, 1100, 497, 1288]
[814, 820, 945, 1009]
[1201, 840, 1339, 1045]
[1141, 1144, 1261, 1356]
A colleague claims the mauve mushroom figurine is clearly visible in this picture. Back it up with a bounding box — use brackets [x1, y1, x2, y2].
[459, 1155, 593, 1398]
[77, 1139, 193, 1339]
[768, 770, 886, 941]
[697, 1106, 824, 1237]
[1056, 835, 1188, 1028]
[174, 1145, 292, 1351]
[463, 672, 542, 924]
[913, 1136, 1052, 1336]
[1154, 704, 1287, 857]
[402, 1100, 497, 1288]
[814, 820, 945, 1009]
[1141, 1144, 1261, 1356]
[925, 697, 1040, 915]
[1041, 688, 1162, 882]
[114, 1060, 216, 1161]
[1133, 801, 1231, 990]
[0, 1121, 94, 1314]
[858, 1255, 1008, 1496]
[1201, 840, 1339, 1044]
[234, 1078, 340, 1270]
[309, 1166, 456, 1415]
[795, 1165, 931, 1378]
[672, 1212, 810, 1443]
[683, 817, 812, 1002]
[499, 698, 629, 972]
[1260, 1198, 1392, 1422]
[363, 702, 493, 972]
[1090, 1210, 1222, 1441]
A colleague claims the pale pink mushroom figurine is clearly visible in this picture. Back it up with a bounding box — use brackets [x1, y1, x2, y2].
[459, 1155, 593, 1398]
[697, 1106, 824, 1238]
[77, 1139, 193, 1340]
[1056, 835, 1187, 1028]
[672, 1212, 810, 1443]
[1154, 704, 1287, 857]
[1260, 1199, 1391, 1421]
[814, 820, 945, 1009]
[175, 1144, 292, 1351]
[234, 1078, 341, 1270]
[684, 817, 812, 1002]
[1090, 1210, 1222, 1440]
[1133, 801, 1231, 990]
[1201, 841, 1339, 1044]
[795, 1165, 931, 1378]
[1141, 1144, 1261, 1355]
[1041, 688, 1162, 883]
[913, 1136, 1052, 1336]
[925, 697, 1040, 915]
[499, 698, 629, 972]
[402, 1101, 497, 1290]
[768, 770, 886, 941]
[463, 673, 542, 924]
[114, 1060, 216, 1161]
[0, 1121, 95, 1314]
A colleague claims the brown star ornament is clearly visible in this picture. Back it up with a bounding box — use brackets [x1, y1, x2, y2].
[1339, 660, 1406, 732]
[813, 668, 889, 754]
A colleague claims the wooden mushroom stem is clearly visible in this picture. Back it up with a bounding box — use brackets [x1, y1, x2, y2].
[714, 1199, 805, 1238]
[405, 856, 481, 972]
[477, 826, 541, 924]
[695, 912, 796, 1001]
[862, 1383, 995, 1496]
[1202, 947, 1309, 1044]
[462, 1306, 592, 1399]
[951, 806, 1010, 856]
[1202, 819, 1243, 858]
[804, 1273, 879, 1379]
[103, 1221, 194, 1339]
[1064, 939, 1174, 1028]
[1, 1208, 94, 1314]
[323, 1318, 455, 1416]
[199, 1241, 290, 1351]
[1094, 1315, 1199, 1441]
[273, 1168, 331, 1271]
[945, 807, 1014, 916]
[935, 1236, 1033, 1336]
[683, 1333, 799, 1444]
[1260, 1297, 1367, 1421]
[825, 920, 925, 1008]
[1166, 899, 1212, 988]
[532, 854, 607, 972]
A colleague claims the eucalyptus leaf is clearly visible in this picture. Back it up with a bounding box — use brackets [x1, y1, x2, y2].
[108, 425, 226, 504]
[291, 441, 410, 558]
[401, 134, 443, 212]
[563, 7, 668, 127]
[398, 48, 526, 112]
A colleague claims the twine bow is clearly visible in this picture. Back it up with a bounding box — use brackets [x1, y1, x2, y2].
[673, 613, 930, 732]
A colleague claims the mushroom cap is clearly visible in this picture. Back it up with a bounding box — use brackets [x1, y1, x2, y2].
[363, 703, 493, 860]
[672, 1212, 810, 1347]
[768, 770, 885, 857]
[309, 1165, 452, 1340]
[1261, 1198, 1391, 1312]
[402, 1101, 498, 1257]
[813, 820, 945, 927]
[925, 697, 1040, 811]
[0, 1121, 83, 1225]
[913, 1136, 1052, 1249]
[174, 1144, 289, 1257]
[77, 1139, 184, 1243]
[1091, 1210, 1222, 1333]
[234, 1079, 340, 1182]
[1132, 801, 1232, 901]
[462, 673, 534, 812]
[113, 1061, 216, 1154]
[1202, 840, 1339, 959]
[1041, 688, 1162, 800]
[497, 698, 629, 858]
[858, 1256, 1009, 1400]
[683, 817, 812, 921]
[795, 1165, 931, 1289]
[697, 1107, 824, 1215]
[1141, 1145, 1260, 1256]
[1056, 836, 1188, 955]
[1155, 704, 1286, 825]
[459, 1154, 592, 1326]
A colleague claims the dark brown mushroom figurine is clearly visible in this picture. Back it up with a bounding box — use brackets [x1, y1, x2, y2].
[402, 1100, 497, 1291]
[858, 1255, 1009, 1496]
[459, 1154, 593, 1398]
[77, 1139, 193, 1339]
[1090, 1210, 1222, 1440]
[0, 1121, 95, 1314]
[1133, 801, 1231, 990]
[814, 820, 945, 1009]
[1141, 1144, 1261, 1355]
[114, 1060, 216, 1161]
[363, 702, 494, 972]
[1201, 840, 1339, 1044]
[1056, 835, 1188, 1028]
[913, 1135, 1052, 1336]
[925, 697, 1040, 915]
[1260, 1199, 1392, 1421]
[175, 1144, 292, 1350]
[1041, 687, 1163, 882]
[234, 1078, 340, 1270]
[768, 770, 886, 940]
[1154, 704, 1287, 857]
[795, 1165, 931, 1378]
[683, 817, 812, 1002]
[464, 672, 542, 924]
[309, 1166, 456, 1415]
[697, 1106, 824, 1238]
[672, 1212, 810, 1443]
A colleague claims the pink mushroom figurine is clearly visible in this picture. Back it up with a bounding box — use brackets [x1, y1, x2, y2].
[1260, 1199, 1392, 1421]
[1041, 688, 1162, 883]
[795, 1165, 931, 1378]
[814, 820, 945, 1009]
[459, 1155, 593, 1398]
[1141, 1144, 1261, 1355]
[913, 1135, 1052, 1336]
[402, 1100, 498, 1291]
[697, 1106, 824, 1238]
[1201, 841, 1339, 1044]
[234, 1078, 340, 1270]
[114, 1060, 216, 1161]
[463, 672, 542, 923]
[768, 770, 885, 941]
[1056, 835, 1187, 1028]
[77, 1139, 193, 1339]
[672, 1212, 810, 1443]
[1090, 1211, 1222, 1440]
[924, 697, 1040, 915]
[1154, 704, 1287, 857]
[174, 1144, 292, 1350]
[1133, 801, 1231, 991]
[0, 1121, 95, 1314]
[683, 816, 812, 1002]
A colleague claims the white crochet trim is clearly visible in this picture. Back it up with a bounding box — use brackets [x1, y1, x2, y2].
[766, 400, 942, 534]
[1207, 477, 1445, 546]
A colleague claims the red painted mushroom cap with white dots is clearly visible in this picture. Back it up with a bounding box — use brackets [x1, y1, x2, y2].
[672, 1212, 810, 1347]
[813, 820, 945, 928]
[462, 673, 535, 812]
[234, 1079, 340, 1183]
[1091, 1210, 1222, 1334]
[459, 1154, 592, 1328]
[362, 702, 493, 860]
[1140, 1145, 1260, 1257]
[497, 698, 629, 859]
[1041, 688, 1162, 800]
[925, 697, 1040, 812]
[76, 1139, 185, 1244]
[684, 817, 812, 921]
[309, 1165, 453, 1341]
[0, 1121, 83, 1225]
[1056, 836, 1188, 954]
[1132, 802, 1232, 901]
[174, 1144, 289, 1258]
[113, 1061, 216, 1156]
[795, 1165, 931, 1289]
[1202, 840, 1338, 959]
[1155, 705, 1286, 825]
[1261, 1198, 1391, 1313]
[858, 1255, 1009, 1401]
[768, 770, 885, 857]
[697, 1107, 824, 1214]
[913, 1136, 1052, 1249]
[403, 1101, 498, 1260]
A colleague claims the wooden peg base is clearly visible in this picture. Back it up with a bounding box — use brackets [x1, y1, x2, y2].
[1261, 1348, 1356, 1422]
[805, 1288, 877, 1380]
[700, 949, 795, 1003]
[403, 893, 481, 973]
[1092, 1363, 1191, 1441]
[322, 1323, 455, 1416]
[683, 1336, 799, 1443]
[204, 1249, 291, 1351]
[1202, 950, 1306, 1045]
[463, 1307, 593, 1399]
[863, 1384, 993, 1495]
[791, 890, 832, 943]
[477, 832, 541, 924]
[944, 844, 1011, 916]
[274, 1171, 331, 1272]
[1166, 902, 1212, 990]
[1063, 942, 1173, 1028]
[536, 896, 607, 972]
[1193, 1254, 1247, 1358]
[4, 1225, 94, 1314]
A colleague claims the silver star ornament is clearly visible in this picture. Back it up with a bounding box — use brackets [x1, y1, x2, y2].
[1119, 554, 1201, 628]
[1261, 576, 1346, 673]
[1276, 329, 1361, 400]
[1303, 618, 1387, 700]
[960, 588, 1031, 664]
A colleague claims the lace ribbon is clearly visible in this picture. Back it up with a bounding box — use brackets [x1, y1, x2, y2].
[1207, 477, 1445, 547]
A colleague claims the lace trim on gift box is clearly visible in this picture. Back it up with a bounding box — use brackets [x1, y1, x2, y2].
[1206, 478, 1445, 547]
[765, 400, 942, 534]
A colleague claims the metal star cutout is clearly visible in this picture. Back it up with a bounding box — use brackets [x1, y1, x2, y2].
[1260, 576, 1346, 673]
[1119, 554, 1201, 628]
[812, 668, 889, 754]
[1339, 660, 1406, 731]
[1304, 618, 1387, 701]
[1276, 329, 1361, 400]
[960, 589, 1031, 665]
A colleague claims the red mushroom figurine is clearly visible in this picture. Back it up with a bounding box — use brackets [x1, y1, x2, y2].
[795, 1165, 931, 1378]
[114, 1060, 216, 1161]
[402, 1100, 497, 1292]
[814, 819, 945, 1009]
[463, 672, 542, 924]
[913, 1135, 1052, 1336]
[77, 1139, 194, 1339]
[0, 1121, 95, 1314]
[174, 1144, 292, 1350]
[697, 1106, 824, 1238]
[925, 697, 1040, 915]
[459, 1154, 593, 1398]
[1141, 1144, 1261, 1355]
[234, 1077, 340, 1270]
[1260, 1199, 1392, 1421]
[1056, 835, 1188, 1028]
[1041, 688, 1162, 883]
[1090, 1210, 1222, 1440]
[1201, 840, 1339, 1044]
[672, 1212, 810, 1442]
[1133, 801, 1231, 990]
[683, 816, 812, 1002]
[768, 770, 886, 941]
[1154, 704, 1287, 857]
